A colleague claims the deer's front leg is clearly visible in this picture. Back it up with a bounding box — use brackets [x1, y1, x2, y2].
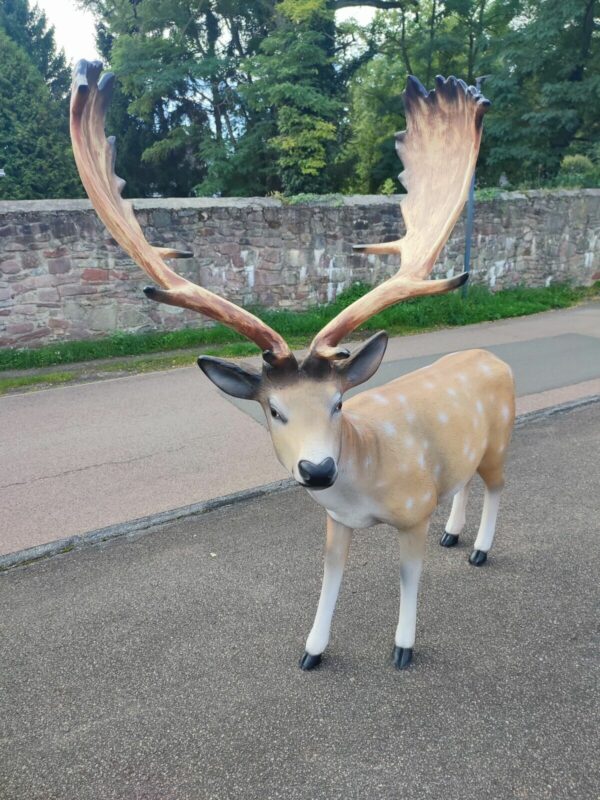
[300, 515, 352, 671]
[393, 522, 427, 670]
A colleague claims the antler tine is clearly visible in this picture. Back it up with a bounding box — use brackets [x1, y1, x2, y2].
[70, 60, 292, 363]
[310, 75, 489, 359]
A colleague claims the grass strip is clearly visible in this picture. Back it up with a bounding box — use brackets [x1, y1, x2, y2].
[0, 372, 76, 393]
[1, 283, 598, 373]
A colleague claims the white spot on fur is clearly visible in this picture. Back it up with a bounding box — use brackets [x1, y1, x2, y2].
[405, 410, 416, 423]
[373, 394, 388, 405]
[468, 450, 476, 462]
[476, 400, 484, 414]
[463, 441, 470, 455]
[438, 411, 449, 424]
[458, 373, 468, 384]
[480, 363, 492, 375]
[424, 380, 435, 390]
[498, 443, 506, 453]
[446, 387, 457, 397]
[421, 491, 432, 503]
[501, 404, 510, 421]
[397, 394, 407, 405]
[382, 421, 396, 436]
[405, 434, 415, 448]
[417, 452, 426, 468]
[405, 497, 414, 510]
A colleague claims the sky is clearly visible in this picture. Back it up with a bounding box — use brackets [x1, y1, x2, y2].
[35, 0, 99, 63]
[35, 1, 374, 64]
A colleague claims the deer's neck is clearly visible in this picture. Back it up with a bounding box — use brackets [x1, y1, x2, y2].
[306, 413, 386, 527]
[339, 411, 382, 479]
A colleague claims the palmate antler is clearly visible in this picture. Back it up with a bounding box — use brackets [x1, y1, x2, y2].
[310, 75, 490, 359]
[70, 60, 292, 364]
[72, 64, 488, 367]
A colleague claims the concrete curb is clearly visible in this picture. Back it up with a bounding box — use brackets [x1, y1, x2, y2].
[0, 479, 294, 573]
[1, 394, 598, 573]
[513, 394, 600, 427]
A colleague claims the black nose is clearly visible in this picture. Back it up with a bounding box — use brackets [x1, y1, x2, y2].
[298, 457, 337, 489]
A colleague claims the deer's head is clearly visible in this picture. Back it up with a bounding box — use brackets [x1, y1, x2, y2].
[197, 332, 388, 487]
[71, 62, 487, 489]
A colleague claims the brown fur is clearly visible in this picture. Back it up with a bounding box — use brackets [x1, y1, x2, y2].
[260, 348, 514, 536]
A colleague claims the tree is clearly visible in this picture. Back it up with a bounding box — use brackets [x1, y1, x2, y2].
[81, 0, 416, 196]
[79, 0, 600, 195]
[0, 29, 82, 200]
[343, 1, 536, 191]
[94, 20, 205, 198]
[243, 0, 342, 194]
[0, 0, 70, 99]
[82, 0, 279, 196]
[484, 0, 600, 185]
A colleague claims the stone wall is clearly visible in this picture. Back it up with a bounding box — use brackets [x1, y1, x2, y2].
[1, 190, 599, 348]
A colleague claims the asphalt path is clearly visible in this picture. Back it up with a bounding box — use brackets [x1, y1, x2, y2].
[1, 302, 599, 557]
[1, 404, 598, 800]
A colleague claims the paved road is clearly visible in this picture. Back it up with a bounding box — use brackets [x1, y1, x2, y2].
[1, 404, 598, 800]
[1, 302, 599, 556]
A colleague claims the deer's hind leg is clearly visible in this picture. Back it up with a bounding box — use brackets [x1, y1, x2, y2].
[469, 443, 509, 567]
[440, 478, 473, 548]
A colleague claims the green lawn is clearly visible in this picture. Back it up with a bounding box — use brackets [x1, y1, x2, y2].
[1, 282, 598, 376]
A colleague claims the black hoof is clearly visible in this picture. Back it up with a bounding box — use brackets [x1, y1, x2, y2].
[440, 532, 459, 548]
[392, 646, 413, 670]
[469, 549, 487, 566]
[299, 651, 322, 671]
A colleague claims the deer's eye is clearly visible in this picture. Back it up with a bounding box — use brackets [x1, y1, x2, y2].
[269, 405, 286, 423]
[334, 400, 343, 413]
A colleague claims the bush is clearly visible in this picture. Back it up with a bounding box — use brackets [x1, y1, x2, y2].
[560, 155, 594, 175]
[555, 154, 600, 189]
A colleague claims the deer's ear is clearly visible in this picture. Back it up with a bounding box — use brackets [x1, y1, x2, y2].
[337, 331, 388, 391]
[197, 356, 262, 400]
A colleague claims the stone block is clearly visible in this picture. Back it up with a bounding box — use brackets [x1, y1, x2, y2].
[82, 268, 109, 282]
[117, 304, 153, 330]
[48, 257, 71, 275]
[7, 323, 34, 335]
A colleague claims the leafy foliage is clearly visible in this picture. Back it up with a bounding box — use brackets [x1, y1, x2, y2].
[344, 0, 600, 190]
[0, 28, 81, 199]
[82, 0, 281, 196]
[244, 1, 342, 194]
[483, 0, 600, 186]
[0, 0, 70, 99]
[2, 0, 600, 198]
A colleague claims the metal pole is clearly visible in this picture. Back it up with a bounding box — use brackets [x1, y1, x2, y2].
[462, 172, 475, 298]
[461, 75, 489, 299]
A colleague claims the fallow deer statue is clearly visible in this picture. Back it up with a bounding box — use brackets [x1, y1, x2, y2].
[71, 61, 515, 671]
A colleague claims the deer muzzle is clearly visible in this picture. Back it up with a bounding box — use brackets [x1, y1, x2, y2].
[297, 458, 338, 489]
